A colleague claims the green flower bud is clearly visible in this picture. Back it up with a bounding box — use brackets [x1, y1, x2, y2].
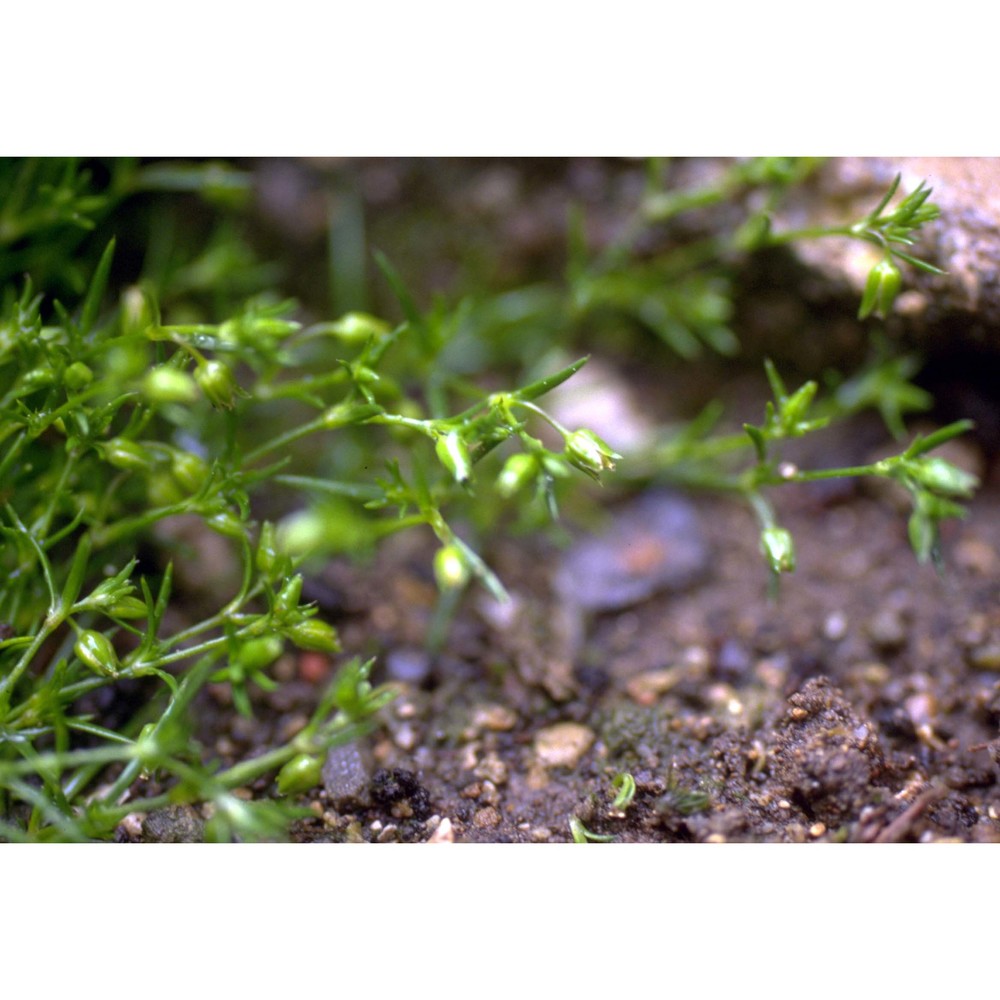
[859, 257, 902, 320]
[20, 368, 55, 390]
[247, 317, 300, 339]
[107, 596, 149, 619]
[142, 366, 198, 404]
[64, 362, 94, 391]
[256, 522, 279, 577]
[100, 437, 155, 471]
[276, 753, 323, 795]
[146, 472, 184, 507]
[908, 507, 935, 564]
[81, 575, 143, 616]
[195, 359, 244, 409]
[121, 285, 156, 339]
[907, 457, 978, 498]
[275, 575, 304, 616]
[433, 544, 470, 591]
[435, 430, 472, 486]
[205, 511, 248, 539]
[324, 312, 391, 344]
[74, 630, 120, 678]
[496, 453, 538, 498]
[286, 618, 341, 653]
[170, 451, 210, 494]
[761, 526, 796, 574]
[320, 401, 382, 430]
[236, 635, 285, 671]
[564, 429, 622, 482]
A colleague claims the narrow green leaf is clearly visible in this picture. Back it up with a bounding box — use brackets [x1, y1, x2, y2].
[903, 419, 975, 459]
[61, 535, 93, 611]
[79, 238, 116, 335]
[513, 355, 590, 402]
[763, 358, 786, 403]
[744, 423, 767, 462]
[372, 249, 424, 334]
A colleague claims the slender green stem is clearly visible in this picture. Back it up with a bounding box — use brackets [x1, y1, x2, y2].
[243, 412, 330, 464]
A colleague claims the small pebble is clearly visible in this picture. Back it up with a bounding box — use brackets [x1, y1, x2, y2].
[823, 611, 848, 642]
[479, 780, 501, 806]
[867, 608, 907, 651]
[473, 752, 509, 786]
[716, 640, 751, 681]
[626, 668, 681, 705]
[534, 722, 595, 768]
[473, 806, 501, 829]
[427, 817, 455, 843]
[392, 722, 419, 751]
[298, 651, 331, 685]
[117, 813, 144, 840]
[385, 647, 432, 684]
[472, 703, 518, 732]
[968, 643, 1000, 672]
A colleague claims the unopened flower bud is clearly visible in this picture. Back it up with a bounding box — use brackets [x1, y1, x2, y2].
[64, 362, 94, 391]
[74, 629, 120, 678]
[275, 575, 304, 616]
[761, 526, 796, 574]
[496, 453, 538, 498]
[907, 456, 978, 498]
[434, 544, 470, 591]
[256, 522, 279, 577]
[236, 635, 284, 671]
[121, 286, 156, 339]
[277, 753, 323, 795]
[100, 437, 154, 471]
[143, 366, 198, 404]
[205, 511, 248, 539]
[325, 312, 391, 344]
[170, 451, 210, 494]
[195, 359, 244, 409]
[435, 430, 473, 486]
[107, 597, 149, 619]
[859, 257, 902, 320]
[908, 507, 935, 564]
[286, 618, 341, 653]
[321, 401, 382, 429]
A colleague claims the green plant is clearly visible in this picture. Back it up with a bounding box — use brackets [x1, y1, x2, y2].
[0, 158, 974, 841]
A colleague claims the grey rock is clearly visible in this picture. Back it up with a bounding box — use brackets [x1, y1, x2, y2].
[555, 490, 709, 613]
[141, 804, 204, 843]
[322, 741, 372, 810]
